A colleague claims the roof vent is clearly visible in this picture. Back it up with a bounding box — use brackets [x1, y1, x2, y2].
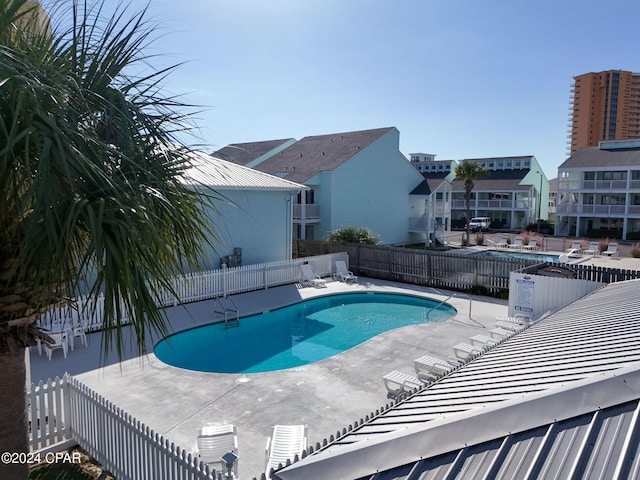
[299, 153, 303, 158]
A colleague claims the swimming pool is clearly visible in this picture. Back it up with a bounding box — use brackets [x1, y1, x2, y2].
[474, 250, 562, 263]
[154, 292, 456, 374]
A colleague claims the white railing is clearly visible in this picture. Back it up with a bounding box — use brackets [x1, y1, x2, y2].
[28, 375, 222, 480]
[38, 253, 348, 334]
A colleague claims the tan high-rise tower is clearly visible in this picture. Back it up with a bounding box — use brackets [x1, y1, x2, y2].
[568, 70, 640, 155]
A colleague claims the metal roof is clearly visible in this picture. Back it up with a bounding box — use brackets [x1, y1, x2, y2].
[277, 279, 640, 480]
[180, 151, 305, 191]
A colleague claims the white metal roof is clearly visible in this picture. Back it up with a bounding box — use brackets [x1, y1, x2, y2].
[180, 151, 306, 191]
[277, 279, 640, 480]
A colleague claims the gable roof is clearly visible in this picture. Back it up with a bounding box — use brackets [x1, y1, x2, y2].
[251, 127, 396, 184]
[212, 139, 295, 167]
[410, 172, 450, 195]
[278, 278, 640, 479]
[559, 146, 640, 169]
[450, 168, 530, 191]
[180, 151, 305, 191]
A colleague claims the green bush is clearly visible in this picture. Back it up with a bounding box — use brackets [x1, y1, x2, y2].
[325, 226, 380, 245]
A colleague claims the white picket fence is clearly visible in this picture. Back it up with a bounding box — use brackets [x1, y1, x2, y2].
[38, 253, 347, 332]
[29, 253, 347, 479]
[28, 375, 224, 480]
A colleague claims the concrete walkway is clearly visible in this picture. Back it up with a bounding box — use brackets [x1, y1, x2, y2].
[30, 278, 509, 480]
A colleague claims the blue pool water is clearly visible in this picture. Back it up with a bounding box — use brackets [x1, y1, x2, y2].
[154, 292, 456, 374]
[475, 250, 562, 263]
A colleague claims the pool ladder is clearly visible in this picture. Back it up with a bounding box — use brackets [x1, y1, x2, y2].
[214, 295, 240, 328]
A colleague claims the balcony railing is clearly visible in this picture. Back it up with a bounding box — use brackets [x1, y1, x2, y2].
[451, 199, 530, 210]
[293, 203, 320, 219]
[582, 180, 628, 190]
[556, 204, 636, 215]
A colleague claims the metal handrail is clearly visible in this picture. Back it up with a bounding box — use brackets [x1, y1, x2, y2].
[213, 295, 240, 327]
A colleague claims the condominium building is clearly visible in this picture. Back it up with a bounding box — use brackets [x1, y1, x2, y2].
[555, 139, 640, 240]
[449, 156, 549, 230]
[568, 70, 640, 155]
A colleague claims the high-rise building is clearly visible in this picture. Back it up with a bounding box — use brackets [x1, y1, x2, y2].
[568, 70, 640, 155]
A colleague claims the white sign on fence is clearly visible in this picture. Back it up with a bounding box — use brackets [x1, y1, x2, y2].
[514, 278, 534, 313]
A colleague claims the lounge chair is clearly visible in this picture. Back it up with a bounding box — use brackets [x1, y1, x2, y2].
[583, 242, 599, 255]
[452, 342, 484, 360]
[42, 331, 68, 360]
[469, 334, 499, 347]
[300, 264, 327, 288]
[566, 241, 583, 253]
[333, 260, 357, 283]
[196, 423, 238, 475]
[522, 238, 538, 251]
[265, 425, 308, 476]
[489, 326, 514, 338]
[413, 354, 454, 379]
[495, 237, 509, 248]
[602, 243, 619, 257]
[495, 320, 526, 332]
[508, 237, 523, 249]
[383, 370, 425, 397]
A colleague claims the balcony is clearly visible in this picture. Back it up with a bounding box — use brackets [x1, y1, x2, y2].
[293, 203, 320, 220]
[451, 199, 529, 210]
[582, 180, 628, 190]
[556, 204, 630, 216]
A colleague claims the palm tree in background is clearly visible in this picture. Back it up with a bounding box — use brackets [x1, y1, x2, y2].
[454, 160, 488, 244]
[0, 1, 216, 476]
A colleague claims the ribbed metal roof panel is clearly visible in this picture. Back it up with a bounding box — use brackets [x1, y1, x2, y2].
[180, 151, 305, 191]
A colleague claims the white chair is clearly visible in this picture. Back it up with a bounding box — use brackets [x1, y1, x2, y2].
[196, 424, 238, 475]
[300, 264, 327, 288]
[265, 425, 308, 477]
[583, 242, 600, 255]
[452, 342, 484, 360]
[566, 241, 583, 253]
[522, 238, 538, 251]
[333, 260, 357, 283]
[383, 370, 425, 397]
[43, 331, 68, 360]
[469, 334, 499, 347]
[69, 317, 88, 350]
[602, 243, 619, 257]
[413, 355, 454, 379]
[495, 237, 508, 248]
[508, 237, 523, 249]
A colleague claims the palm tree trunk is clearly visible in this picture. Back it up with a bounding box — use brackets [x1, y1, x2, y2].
[0, 351, 29, 480]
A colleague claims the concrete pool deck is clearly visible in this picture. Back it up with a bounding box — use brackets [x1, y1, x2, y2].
[29, 278, 511, 479]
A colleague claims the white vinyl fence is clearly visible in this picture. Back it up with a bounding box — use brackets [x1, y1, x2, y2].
[38, 253, 348, 332]
[28, 375, 224, 480]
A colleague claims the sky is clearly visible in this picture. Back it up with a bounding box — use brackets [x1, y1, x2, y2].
[74, 0, 640, 178]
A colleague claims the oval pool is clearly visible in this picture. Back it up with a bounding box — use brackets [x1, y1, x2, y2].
[153, 292, 456, 374]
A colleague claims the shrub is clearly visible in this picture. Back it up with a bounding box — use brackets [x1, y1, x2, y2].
[475, 233, 485, 246]
[631, 243, 640, 258]
[520, 230, 532, 246]
[326, 226, 380, 245]
[598, 237, 610, 253]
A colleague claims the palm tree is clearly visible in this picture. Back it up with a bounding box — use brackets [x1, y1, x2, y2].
[0, 1, 215, 476]
[454, 160, 488, 244]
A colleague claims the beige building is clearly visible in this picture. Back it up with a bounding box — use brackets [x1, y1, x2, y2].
[568, 70, 640, 155]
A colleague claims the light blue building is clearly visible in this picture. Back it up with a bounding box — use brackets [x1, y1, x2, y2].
[217, 128, 426, 245]
[182, 151, 305, 268]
